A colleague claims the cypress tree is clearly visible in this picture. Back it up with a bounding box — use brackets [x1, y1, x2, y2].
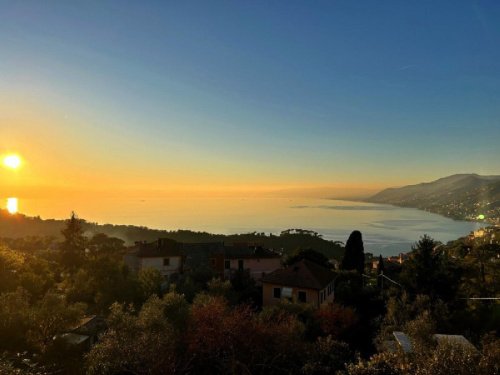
[340, 230, 365, 274]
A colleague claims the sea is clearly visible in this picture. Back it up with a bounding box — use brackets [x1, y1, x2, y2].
[15, 197, 482, 256]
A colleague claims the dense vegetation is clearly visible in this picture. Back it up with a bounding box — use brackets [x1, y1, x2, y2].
[0, 210, 344, 259]
[0, 214, 499, 374]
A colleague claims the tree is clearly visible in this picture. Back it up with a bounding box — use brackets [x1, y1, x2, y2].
[341, 231, 365, 274]
[400, 235, 462, 302]
[0, 288, 31, 350]
[60, 212, 86, 270]
[138, 267, 165, 301]
[86, 297, 179, 375]
[87, 233, 125, 259]
[63, 256, 141, 313]
[28, 291, 86, 353]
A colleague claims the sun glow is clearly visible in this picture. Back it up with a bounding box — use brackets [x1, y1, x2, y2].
[3, 154, 22, 169]
[6, 197, 18, 214]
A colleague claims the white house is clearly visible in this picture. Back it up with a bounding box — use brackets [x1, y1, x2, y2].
[124, 238, 184, 277]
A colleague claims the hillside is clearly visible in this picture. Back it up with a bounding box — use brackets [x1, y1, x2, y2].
[367, 174, 500, 223]
[0, 210, 344, 259]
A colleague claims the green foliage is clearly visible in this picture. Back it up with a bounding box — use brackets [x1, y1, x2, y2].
[0, 287, 85, 354]
[18, 256, 55, 298]
[28, 291, 86, 352]
[0, 245, 25, 293]
[63, 257, 141, 313]
[0, 288, 31, 350]
[86, 297, 179, 375]
[161, 290, 190, 330]
[138, 267, 164, 300]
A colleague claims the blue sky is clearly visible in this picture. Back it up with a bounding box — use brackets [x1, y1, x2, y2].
[1, 0, 499, 192]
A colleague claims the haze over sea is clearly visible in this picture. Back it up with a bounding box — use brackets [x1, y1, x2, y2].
[18, 197, 481, 256]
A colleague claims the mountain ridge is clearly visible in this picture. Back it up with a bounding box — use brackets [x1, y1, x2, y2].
[366, 174, 500, 223]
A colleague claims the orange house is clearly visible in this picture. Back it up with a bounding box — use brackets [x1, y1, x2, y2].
[262, 259, 336, 308]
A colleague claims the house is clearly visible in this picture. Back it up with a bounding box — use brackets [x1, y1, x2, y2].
[210, 244, 282, 282]
[124, 239, 227, 278]
[124, 238, 185, 277]
[55, 315, 106, 350]
[180, 241, 225, 272]
[125, 238, 281, 283]
[261, 259, 336, 308]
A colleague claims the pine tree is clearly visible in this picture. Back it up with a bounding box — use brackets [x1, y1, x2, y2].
[60, 212, 86, 270]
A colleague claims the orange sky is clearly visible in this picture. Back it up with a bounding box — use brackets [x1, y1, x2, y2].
[0, 95, 395, 203]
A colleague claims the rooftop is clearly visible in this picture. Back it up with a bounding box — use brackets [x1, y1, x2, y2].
[261, 259, 335, 290]
[224, 245, 281, 259]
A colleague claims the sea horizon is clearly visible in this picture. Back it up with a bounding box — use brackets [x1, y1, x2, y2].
[7, 196, 482, 256]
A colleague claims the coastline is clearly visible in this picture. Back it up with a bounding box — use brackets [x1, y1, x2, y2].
[330, 197, 494, 227]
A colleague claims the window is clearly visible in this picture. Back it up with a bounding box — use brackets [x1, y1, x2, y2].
[163, 258, 170, 266]
[224, 260, 230, 269]
[282, 287, 293, 301]
[298, 291, 307, 303]
[238, 259, 244, 270]
[273, 287, 281, 299]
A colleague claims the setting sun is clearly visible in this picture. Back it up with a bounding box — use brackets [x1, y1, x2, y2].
[6, 197, 18, 214]
[3, 154, 21, 169]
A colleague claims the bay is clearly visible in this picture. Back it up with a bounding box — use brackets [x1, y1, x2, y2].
[16, 197, 482, 256]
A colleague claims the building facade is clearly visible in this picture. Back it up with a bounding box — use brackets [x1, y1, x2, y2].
[261, 259, 336, 308]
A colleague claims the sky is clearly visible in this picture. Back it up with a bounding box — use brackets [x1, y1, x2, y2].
[1, 0, 500, 206]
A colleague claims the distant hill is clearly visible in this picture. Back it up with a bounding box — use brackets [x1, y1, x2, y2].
[366, 174, 500, 223]
[0, 210, 344, 259]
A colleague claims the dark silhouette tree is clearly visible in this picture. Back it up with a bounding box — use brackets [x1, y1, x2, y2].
[60, 212, 86, 270]
[400, 235, 462, 302]
[340, 231, 365, 274]
[400, 235, 438, 296]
